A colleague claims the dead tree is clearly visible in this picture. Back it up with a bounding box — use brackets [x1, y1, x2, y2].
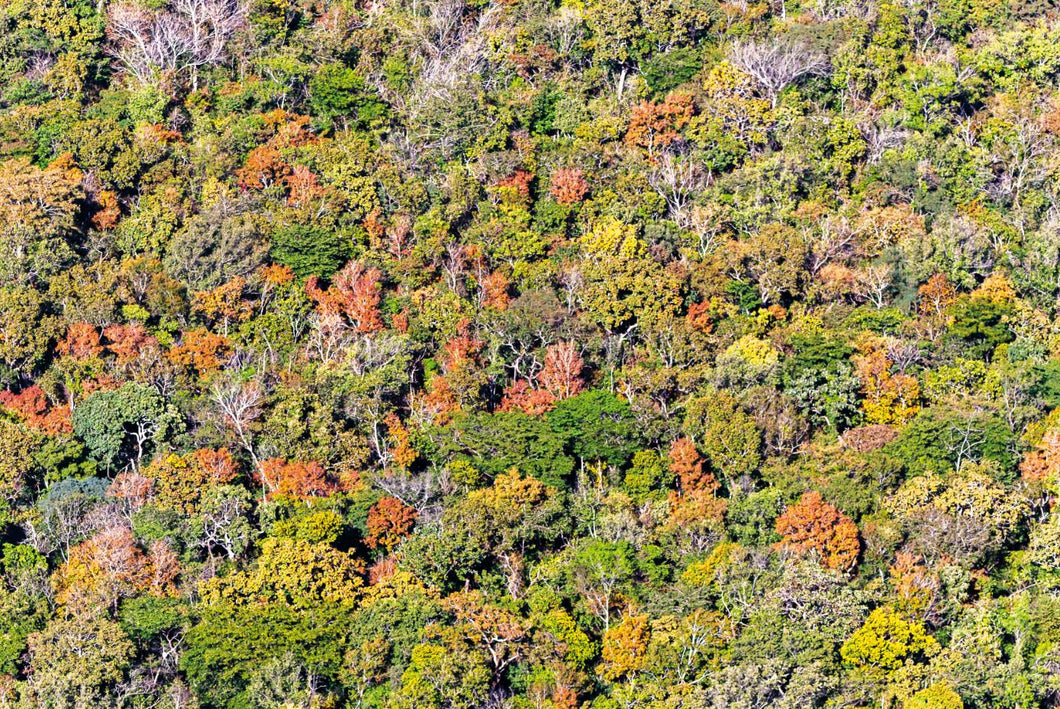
[728, 38, 829, 107]
[107, 0, 246, 89]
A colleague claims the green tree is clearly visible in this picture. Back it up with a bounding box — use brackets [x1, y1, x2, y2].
[72, 382, 183, 471]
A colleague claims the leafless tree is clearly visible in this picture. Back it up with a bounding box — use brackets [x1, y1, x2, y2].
[107, 0, 246, 89]
[852, 264, 892, 309]
[807, 215, 861, 277]
[885, 339, 923, 374]
[686, 204, 731, 258]
[211, 378, 264, 469]
[728, 38, 829, 107]
[649, 152, 709, 230]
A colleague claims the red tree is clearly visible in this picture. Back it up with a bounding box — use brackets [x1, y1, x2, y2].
[307, 260, 384, 334]
[775, 491, 860, 572]
[549, 168, 589, 206]
[256, 458, 338, 501]
[366, 496, 417, 552]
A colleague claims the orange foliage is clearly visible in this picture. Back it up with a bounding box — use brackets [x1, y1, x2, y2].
[103, 323, 159, 365]
[54, 526, 177, 612]
[775, 491, 860, 572]
[1021, 428, 1060, 484]
[686, 301, 714, 333]
[237, 145, 291, 190]
[307, 260, 384, 334]
[285, 164, 326, 205]
[552, 687, 579, 709]
[256, 458, 338, 501]
[91, 190, 121, 230]
[141, 123, 182, 144]
[625, 92, 695, 158]
[167, 328, 229, 374]
[549, 168, 589, 206]
[366, 496, 418, 552]
[385, 413, 418, 470]
[260, 263, 295, 287]
[0, 385, 71, 434]
[368, 556, 398, 584]
[502, 341, 584, 415]
[497, 170, 534, 201]
[601, 614, 650, 680]
[363, 207, 385, 243]
[57, 322, 103, 360]
[442, 331, 483, 373]
[480, 271, 511, 310]
[500, 380, 557, 416]
[193, 277, 252, 333]
[418, 375, 461, 426]
[918, 273, 957, 318]
[669, 437, 719, 494]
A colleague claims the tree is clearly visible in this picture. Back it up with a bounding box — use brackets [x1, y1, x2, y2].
[684, 392, 760, 488]
[107, 0, 246, 89]
[443, 469, 568, 597]
[0, 419, 37, 504]
[626, 92, 695, 160]
[0, 287, 58, 377]
[255, 458, 339, 502]
[182, 602, 350, 706]
[442, 411, 575, 489]
[309, 63, 387, 130]
[548, 390, 640, 470]
[366, 496, 417, 553]
[840, 607, 938, 680]
[52, 524, 174, 613]
[164, 210, 268, 291]
[728, 39, 829, 108]
[601, 614, 650, 680]
[570, 539, 637, 630]
[167, 327, 229, 375]
[550, 168, 589, 205]
[23, 615, 135, 706]
[0, 157, 81, 285]
[271, 224, 351, 279]
[306, 260, 384, 335]
[72, 382, 182, 472]
[145, 447, 240, 513]
[199, 537, 362, 610]
[775, 491, 860, 573]
[197, 484, 253, 562]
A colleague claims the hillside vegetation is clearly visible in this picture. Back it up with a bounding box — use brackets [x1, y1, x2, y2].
[1, 0, 1060, 706]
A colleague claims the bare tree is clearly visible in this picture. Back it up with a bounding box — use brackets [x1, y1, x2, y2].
[107, 0, 246, 89]
[211, 378, 264, 470]
[649, 152, 709, 230]
[728, 39, 829, 107]
[852, 264, 893, 309]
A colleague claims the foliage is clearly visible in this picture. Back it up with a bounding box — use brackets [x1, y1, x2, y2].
[0, 0, 1058, 706]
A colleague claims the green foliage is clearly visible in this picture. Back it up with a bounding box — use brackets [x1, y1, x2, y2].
[547, 390, 640, 469]
[72, 382, 182, 471]
[270, 223, 352, 279]
[0, 0, 1057, 706]
[182, 602, 350, 708]
[443, 411, 575, 488]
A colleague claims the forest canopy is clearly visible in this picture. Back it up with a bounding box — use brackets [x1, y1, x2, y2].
[0, 0, 1060, 706]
